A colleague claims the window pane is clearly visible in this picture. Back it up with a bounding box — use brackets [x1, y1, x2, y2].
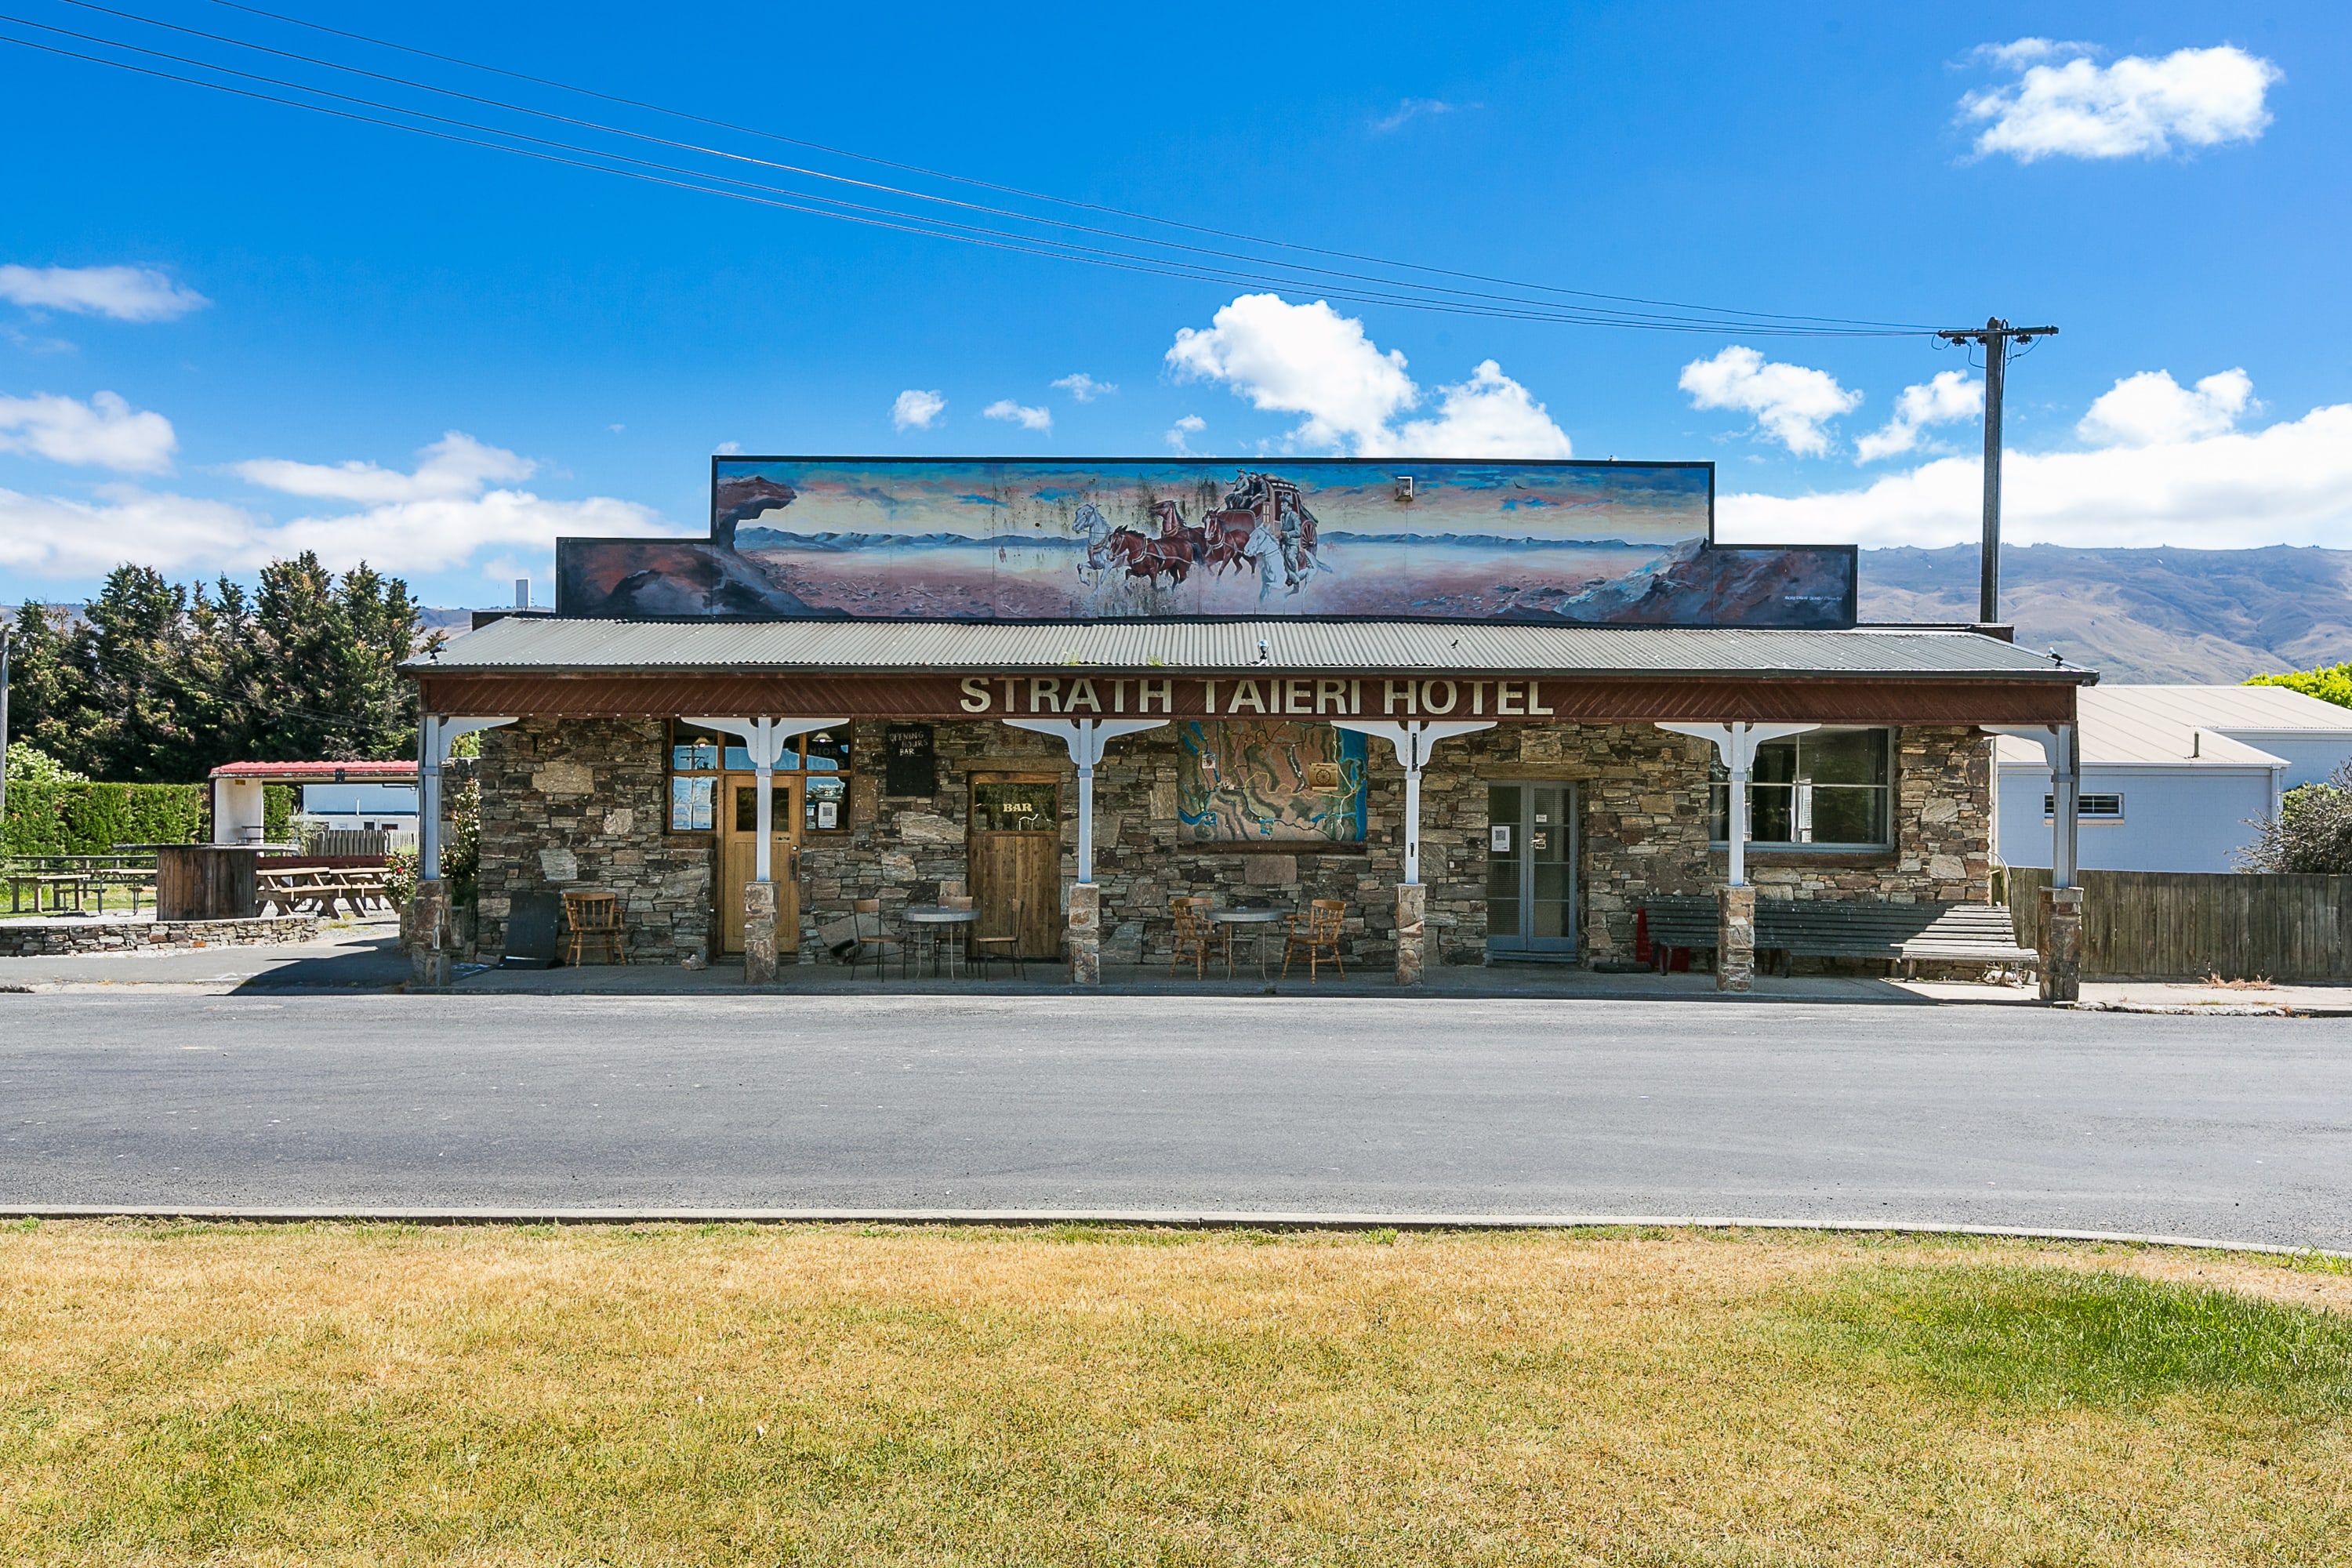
[1810, 786, 1885, 845]
[805, 775, 846, 832]
[1751, 741, 1800, 786]
[733, 785, 791, 833]
[973, 781, 1057, 832]
[1803, 728, 1886, 786]
[1749, 783, 1795, 842]
[804, 731, 851, 772]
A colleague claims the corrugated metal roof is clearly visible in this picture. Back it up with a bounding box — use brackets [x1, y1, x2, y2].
[1995, 684, 2352, 768]
[409, 617, 2084, 680]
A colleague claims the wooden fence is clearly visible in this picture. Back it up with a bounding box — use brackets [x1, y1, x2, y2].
[2006, 867, 2352, 982]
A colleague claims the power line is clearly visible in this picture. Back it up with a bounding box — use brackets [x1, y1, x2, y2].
[31, 0, 1911, 333]
[1, 0, 1942, 336]
[195, 0, 1933, 335]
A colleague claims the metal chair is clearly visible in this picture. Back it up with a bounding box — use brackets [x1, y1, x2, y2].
[1282, 898, 1347, 982]
[850, 898, 907, 982]
[562, 890, 628, 966]
[968, 897, 1026, 980]
[1169, 896, 1214, 978]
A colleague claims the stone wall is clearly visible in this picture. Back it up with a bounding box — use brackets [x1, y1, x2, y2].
[475, 717, 713, 964]
[0, 913, 318, 957]
[469, 717, 1993, 973]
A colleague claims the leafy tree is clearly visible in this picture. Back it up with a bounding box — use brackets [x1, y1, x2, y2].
[2245, 662, 2352, 710]
[6, 601, 96, 775]
[78, 564, 200, 782]
[3, 742, 87, 785]
[2238, 757, 2352, 873]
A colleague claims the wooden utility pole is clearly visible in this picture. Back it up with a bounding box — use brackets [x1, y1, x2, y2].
[1936, 318, 2058, 624]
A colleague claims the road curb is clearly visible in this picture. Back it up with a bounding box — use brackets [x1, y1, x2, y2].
[2, 1207, 2341, 1258]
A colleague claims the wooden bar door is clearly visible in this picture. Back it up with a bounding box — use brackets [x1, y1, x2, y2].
[969, 773, 1062, 959]
[719, 775, 799, 955]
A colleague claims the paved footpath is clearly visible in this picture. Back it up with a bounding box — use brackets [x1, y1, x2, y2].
[2, 991, 2346, 1250]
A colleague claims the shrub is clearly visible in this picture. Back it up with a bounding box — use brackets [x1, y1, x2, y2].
[2248, 662, 2352, 710]
[2, 781, 204, 856]
[2238, 757, 2352, 873]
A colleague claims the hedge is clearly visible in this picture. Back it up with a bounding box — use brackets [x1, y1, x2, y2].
[2, 782, 205, 856]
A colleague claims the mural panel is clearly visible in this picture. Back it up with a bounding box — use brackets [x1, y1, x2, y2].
[1178, 720, 1367, 844]
[556, 456, 1857, 626]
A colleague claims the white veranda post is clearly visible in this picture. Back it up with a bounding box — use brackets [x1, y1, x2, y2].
[1984, 724, 2081, 889]
[1329, 720, 1497, 884]
[1004, 717, 1169, 883]
[1655, 722, 1818, 888]
[688, 718, 849, 882]
[416, 715, 517, 882]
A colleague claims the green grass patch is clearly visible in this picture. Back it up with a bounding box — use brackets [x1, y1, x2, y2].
[1792, 1261, 2352, 1411]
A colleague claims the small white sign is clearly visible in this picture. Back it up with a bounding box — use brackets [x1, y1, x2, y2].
[1490, 826, 1512, 852]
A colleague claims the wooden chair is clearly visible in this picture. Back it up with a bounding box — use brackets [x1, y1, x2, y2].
[850, 898, 906, 982]
[1282, 898, 1348, 982]
[562, 890, 628, 966]
[1168, 896, 1214, 978]
[968, 897, 1026, 981]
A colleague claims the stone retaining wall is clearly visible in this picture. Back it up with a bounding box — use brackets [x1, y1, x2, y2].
[0, 914, 319, 957]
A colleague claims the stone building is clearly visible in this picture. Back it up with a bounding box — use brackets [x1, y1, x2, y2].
[403, 456, 2091, 989]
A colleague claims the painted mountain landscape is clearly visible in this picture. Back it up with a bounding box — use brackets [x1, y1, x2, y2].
[560, 457, 1856, 626]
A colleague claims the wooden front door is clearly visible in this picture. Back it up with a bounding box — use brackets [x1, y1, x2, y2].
[719, 774, 800, 955]
[969, 773, 1062, 959]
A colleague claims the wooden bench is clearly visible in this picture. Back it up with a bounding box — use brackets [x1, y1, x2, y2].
[1642, 896, 1722, 970]
[1755, 900, 2039, 978]
[1646, 896, 2038, 978]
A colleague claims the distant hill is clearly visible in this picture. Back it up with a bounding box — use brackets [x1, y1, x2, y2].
[1860, 545, 2352, 684]
[22, 546, 2352, 686]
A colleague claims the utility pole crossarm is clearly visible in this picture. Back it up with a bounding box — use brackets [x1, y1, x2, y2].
[1933, 318, 2059, 627]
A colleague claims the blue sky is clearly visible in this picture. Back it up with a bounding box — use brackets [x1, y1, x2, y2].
[2, 0, 2347, 608]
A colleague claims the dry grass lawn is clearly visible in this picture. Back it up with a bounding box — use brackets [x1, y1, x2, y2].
[2, 1220, 2347, 1566]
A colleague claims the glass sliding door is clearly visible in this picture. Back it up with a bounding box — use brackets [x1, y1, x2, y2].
[1486, 782, 1577, 957]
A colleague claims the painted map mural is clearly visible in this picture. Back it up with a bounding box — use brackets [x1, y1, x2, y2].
[1178, 721, 1368, 844]
[555, 458, 1857, 626]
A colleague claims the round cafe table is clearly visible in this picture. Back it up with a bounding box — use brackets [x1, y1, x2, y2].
[1209, 906, 1287, 980]
[902, 906, 978, 978]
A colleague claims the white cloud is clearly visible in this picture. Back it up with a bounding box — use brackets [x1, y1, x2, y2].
[1166, 413, 1206, 454]
[0, 390, 177, 472]
[1370, 98, 1475, 133]
[0, 264, 210, 322]
[1718, 396, 2352, 552]
[1855, 370, 1982, 463]
[231, 431, 534, 503]
[1171, 296, 1412, 451]
[1961, 42, 2280, 162]
[1166, 293, 1570, 457]
[983, 399, 1052, 433]
[1388, 360, 1573, 458]
[1969, 38, 2094, 70]
[1051, 372, 1116, 402]
[2077, 368, 2253, 446]
[713, 440, 742, 455]
[1679, 345, 1861, 458]
[891, 388, 945, 430]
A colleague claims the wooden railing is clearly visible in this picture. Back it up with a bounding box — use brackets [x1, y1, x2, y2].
[2006, 866, 2352, 982]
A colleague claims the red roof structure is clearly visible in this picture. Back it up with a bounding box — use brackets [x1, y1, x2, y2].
[209, 760, 418, 783]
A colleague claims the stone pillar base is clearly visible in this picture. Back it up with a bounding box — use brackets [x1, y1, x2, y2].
[1717, 885, 1756, 993]
[1395, 882, 1428, 985]
[407, 882, 451, 990]
[1068, 882, 1101, 986]
[743, 880, 778, 985]
[2039, 884, 2084, 1002]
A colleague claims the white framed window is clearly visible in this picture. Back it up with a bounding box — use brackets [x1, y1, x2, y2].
[2043, 792, 2124, 821]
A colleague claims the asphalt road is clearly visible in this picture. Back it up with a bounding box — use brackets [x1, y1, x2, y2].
[2, 993, 2346, 1249]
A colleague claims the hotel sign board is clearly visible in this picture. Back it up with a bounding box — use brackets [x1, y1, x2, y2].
[555, 456, 1857, 630]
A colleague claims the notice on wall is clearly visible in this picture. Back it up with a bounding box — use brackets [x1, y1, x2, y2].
[884, 724, 937, 797]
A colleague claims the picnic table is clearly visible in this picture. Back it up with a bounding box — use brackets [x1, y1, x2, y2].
[257, 866, 393, 918]
[4, 853, 157, 916]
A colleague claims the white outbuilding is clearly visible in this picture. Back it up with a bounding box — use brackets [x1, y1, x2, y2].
[1995, 684, 2352, 874]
